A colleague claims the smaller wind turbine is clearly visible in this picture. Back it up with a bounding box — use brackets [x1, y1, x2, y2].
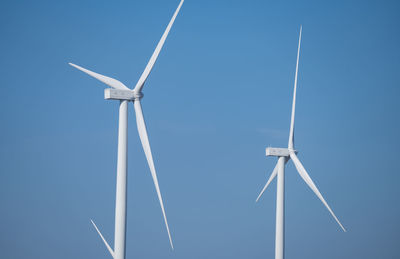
[68, 1, 184, 259]
[256, 26, 346, 259]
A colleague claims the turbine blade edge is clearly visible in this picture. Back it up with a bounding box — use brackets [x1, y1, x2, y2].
[133, 100, 174, 249]
[69, 63, 129, 90]
[256, 161, 279, 202]
[133, 0, 184, 92]
[289, 152, 346, 232]
[288, 26, 302, 149]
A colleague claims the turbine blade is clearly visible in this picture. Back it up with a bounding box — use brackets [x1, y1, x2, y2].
[69, 63, 129, 90]
[133, 100, 174, 249]
[289, 152, 346, 232]
[288, 26, 302, 150]
[90, 219, 115, 258]
[256, 158, 290, 202]
[256, 161, 279, 202]
[133, 0, 184, 92]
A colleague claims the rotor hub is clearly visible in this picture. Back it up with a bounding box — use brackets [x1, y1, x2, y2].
[132, 91, 143, 100]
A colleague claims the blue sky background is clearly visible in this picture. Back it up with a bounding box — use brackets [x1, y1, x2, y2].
[1, 0, 399, 258]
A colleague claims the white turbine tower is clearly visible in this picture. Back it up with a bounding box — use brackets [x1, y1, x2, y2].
[69, 1, 184, 258]
[256, 26, 346, 259]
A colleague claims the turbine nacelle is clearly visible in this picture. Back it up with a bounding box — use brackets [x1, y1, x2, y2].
[104, 88, 143, 101]
[265, 147, 297, 157]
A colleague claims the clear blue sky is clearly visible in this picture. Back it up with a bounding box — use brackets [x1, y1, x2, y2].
[1, 0, 399, 258]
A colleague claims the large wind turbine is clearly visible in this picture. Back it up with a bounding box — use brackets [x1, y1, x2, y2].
[69, 1, 184, 259]
[256, 26, 346, 259]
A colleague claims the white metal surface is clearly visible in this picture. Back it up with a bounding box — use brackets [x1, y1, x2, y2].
[275, 157, 285, 259]
[104, 88, 141, 101]
[265, 147, 291, 157]
[114, 100, 128, 259]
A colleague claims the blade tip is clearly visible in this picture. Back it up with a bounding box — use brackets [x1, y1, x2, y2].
[69, 63, 79, 69]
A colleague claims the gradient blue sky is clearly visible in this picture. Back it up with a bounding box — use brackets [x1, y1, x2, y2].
[1, 0, 399, 258]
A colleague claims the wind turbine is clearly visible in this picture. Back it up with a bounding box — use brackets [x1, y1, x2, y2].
[255, 26, 346, 259]
[69, 1, 184, 259]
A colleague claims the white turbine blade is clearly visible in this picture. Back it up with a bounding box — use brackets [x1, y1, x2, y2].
[256, 158, 290, 202]
[69, 63, 129, 90]
[256, 161, 279, 202]
[289, 152, 346, 232]
[133, 0, 184, 92]
[288, 26, 302, 150]
[133, 100, 174, 249]
[90, 219, 115, 258]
